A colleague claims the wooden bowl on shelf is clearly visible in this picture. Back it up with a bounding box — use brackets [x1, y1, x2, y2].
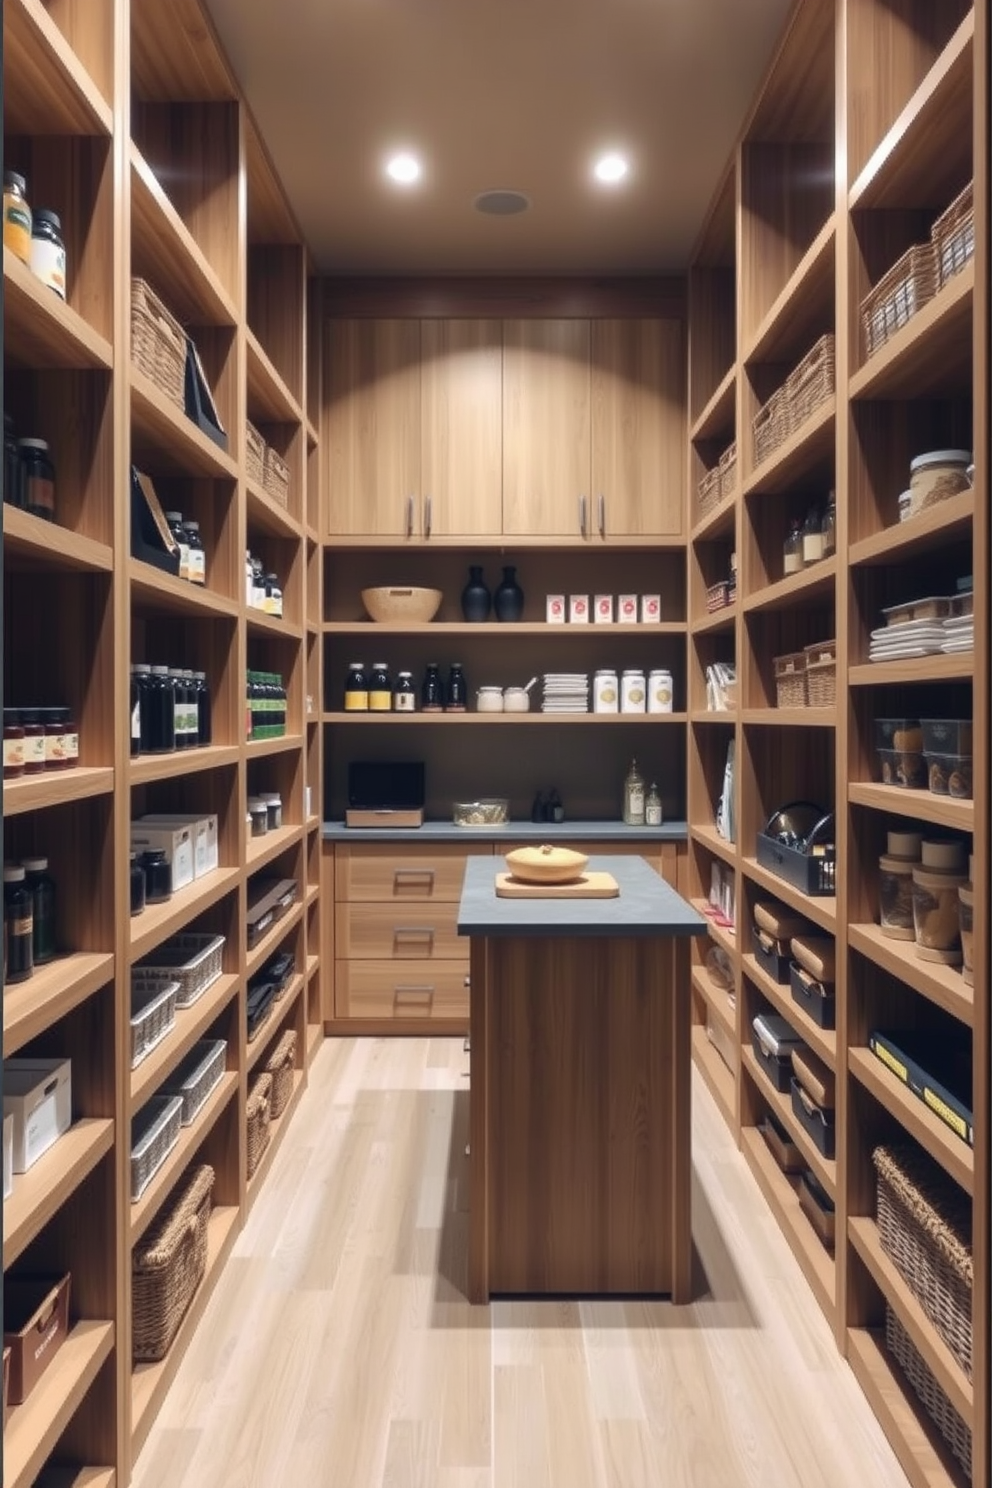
[504, 845, 589, 884]
[361, 586, 442, 623]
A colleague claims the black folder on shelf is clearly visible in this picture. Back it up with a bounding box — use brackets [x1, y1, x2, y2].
[130, 466, 181, 576]
[184, 337, 228, 452]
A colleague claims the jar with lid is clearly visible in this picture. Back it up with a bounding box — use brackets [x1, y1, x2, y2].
[130, 665, 142, 756]
[421, 662, 444, 712]
[393, 672, 416, 712]
[30, 209, 66, 299]
[4, 413, 25, 508]
[802, 505, 824, 566]
[133, 665, 153, 751]
[260, 792, 282, 830]
[51, 707, 78, 769]
[18, 438, 56, 522]
[148, 665, 175, 752]
[783, 518, 803, 576]
[4, 865, 34, 984]
[369, 662, 392, 712]
[142, 849, 172, 904]
[130, 852, 146, 916]
[20, 710, 46, 774]
[165, 512, 189, 580]
[344, 662, 368, 712]
[648, 669, 674, 714]
[265, 573, 283, 618]
[621, 669, 646, 714]
[245, 550, 254, 605]
[194, 670, 212, 745]
[645, 783, 663, 827]
[183, 670, 199, 746]
[3, 709, 24, 779]
[184, 521, 206, 585]
[446, 663, 467, 712]
[623, 758, 645, 826]
[593, 669, 619, 714]
[248, 798, 269, 837]
[272, 675, 287, 736]
[3, 171, 32, 263]
[168, 668, 188, 749]
[22, 857, 56, 965]
[820, 491, 836, 558]
[251, 557, 266, 610]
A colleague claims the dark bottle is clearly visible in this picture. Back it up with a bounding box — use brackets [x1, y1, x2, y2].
[446, 663, 467, 712]
[194, 670, 212, 745]
[494, 565, 525, 622]
[22, 857, 56, 965]
[4, 413, 24, 508]
[134, 664, 154, 752]
[130, 664, 142, 757]
[165, 511, 189, 580]
[18, 437, 56, 521]
[421, 662, 444, 712]
[393, 671, 416, 712]
[168, 668, 188, 749]
[275, 674, 287, 736]
[4, 865, 34, 984]
[184, 521, 206, 585]
[142, 848, 172, 904]
[183, 669, 198, 748]
[369, 662, 392, 712]
[148, 665, 175, 752]
[130, 852, 146, 915]
[461, 565, 491, 622]
[345, 662, 368, 712]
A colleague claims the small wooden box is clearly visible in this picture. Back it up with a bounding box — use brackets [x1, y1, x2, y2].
[2, 1274, 71, 1406]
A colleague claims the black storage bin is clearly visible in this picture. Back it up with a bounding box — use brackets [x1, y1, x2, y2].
[756, 802, 836, 897]
[790, 1076, 836, 1158]
[752, 925, 792, 983]
[751, 1013, 803, 1093]
[789, 961, 836, 1029]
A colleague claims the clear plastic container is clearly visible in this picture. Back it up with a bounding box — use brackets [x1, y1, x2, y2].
[924, 753, 972, 799]
[452, 798, 509, 826]
[920, 718, 972, 754]
[912, 863, 967, 963]
[874, 718, 922, 752]
[876, 747, 926, 789]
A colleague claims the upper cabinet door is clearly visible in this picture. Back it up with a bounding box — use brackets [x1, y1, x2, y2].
[502, 319, 591, 537]
[591, 319, 686, 538]
[325, 319, 422, 536]
[421, 320, 503, 538]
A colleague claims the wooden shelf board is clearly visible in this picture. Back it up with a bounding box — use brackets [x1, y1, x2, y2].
[306, 953, 319, 981]
[690, 489, 737, 543]
[246, 1069, 307, 1207]
[131, 974, 241, 1108]
[849, 654, 974, 687]
[849, 924, 973, 1028]
[306, 1021, 323, 1063]
[3, 1118, 114, 1267]
[741, 1127, 835, 1322]
[245, 903, 305, 982]
[246, 479, 303, 539]
[128, 868, 241, 964]
[245, 823, 305, 874]
[323, 620, 687, 636]
[741, 1046, 836, 1198]
[742, 398, 835, 498]
[689, 898, 737, 961]
[691, 1024, 736, 1129]
[742, 556, 836, 614]
[744, 215, 836, 367]
[690, 604, 737, 636]
[849, 1217, 973, 1426]
[321, 711, 690, 726]
[130, 143, 238, 327]
[246, 609, 305, 642]
[742, 952, 836, 1069]
[849, 14, 974, 211]
[3, 248, 113, 371]
[691, 966, 736, 1040]
[306, 418, 320, 450]
[850, 492, 974, 568]
[689, 710, 737, 725]
[4, 952, 115, 1056]
[2, 0, 113, 136]
[849, 265, 974, 403]
[849, 782, 974, 834]
[306, 815, 321, 833]
[246, 975, 305, 1075]
[130, 369, 238, 481]
[2, 767, 114, 819]
[246, 733, 305, 759]
[741, 708, 836, 728]
[2, 1320, 115, 1488]
[848, 1047, 973, 1197]
[741, 859, 837, 932]
[130, 0, 237, 104]
[1, 507, 114, 574]
[131, 1206, 240, 1458]
[326, 533, 690, 552]
[246, 328, 304, 426]
[129, 744, 240, 787]
[690, 364, 736, 443]
[130, 1072, 239, 1245]
[129, 560, 239, 621]
[304, 882, 319, 910]
[846, 1328, 970, 1488]
[689, 822, 737, 869]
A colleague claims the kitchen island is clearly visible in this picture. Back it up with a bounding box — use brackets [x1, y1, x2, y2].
[458, 853, 706, 1303]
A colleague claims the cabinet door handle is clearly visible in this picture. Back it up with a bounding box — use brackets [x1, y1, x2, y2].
[394, 867, 435, 882]
[406, 495, 414, 537]
[579, 494, 587, 536]
[424, 494, 432, 538]
[394, 984, 435, 999]
[393, 925, 436, 937]
[598, 494, 605, 536]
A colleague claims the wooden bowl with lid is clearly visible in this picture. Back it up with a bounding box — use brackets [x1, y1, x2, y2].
[504, 845, 589, 884]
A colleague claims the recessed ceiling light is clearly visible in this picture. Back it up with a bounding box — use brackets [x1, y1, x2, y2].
[386, 152, 422, 185]
[593, 152, 629, 185]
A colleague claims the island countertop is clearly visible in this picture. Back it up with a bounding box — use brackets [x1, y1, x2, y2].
[322, 818, 688, 843]
[457, 852, 707, 938]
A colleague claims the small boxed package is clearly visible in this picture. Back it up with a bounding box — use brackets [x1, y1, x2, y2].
[546, 594, 566, 624]
[751, 1012, 803, 1093]
[617, 594, 638, 624]
[641, 594, 661, 624]
[3, 1058, 72, 1172]
[139, 814, 219, 877]
[130, 820, 194, 892]
[2, 1273, 71, 1405]
[593, 594, 614, 624]
[3, 1111, 13, 1198]
[568, 594, 589, 624]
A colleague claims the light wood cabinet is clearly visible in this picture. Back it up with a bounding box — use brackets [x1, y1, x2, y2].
[421, 319, 503, 536]
[502, 318, 592, 537]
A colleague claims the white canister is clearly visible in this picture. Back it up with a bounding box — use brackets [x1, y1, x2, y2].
[476, 687, 504, 713]
[648, 670, 674, 713]
[908, 450, 971, 516]
[593, 670, 619, 713]
[621, 669, 646, 713]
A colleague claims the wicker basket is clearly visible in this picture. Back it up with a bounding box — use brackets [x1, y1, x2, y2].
[931, 181, 974, 290]
[161, 1040, 227, 1127]
[130, 978, 179, 1069]
[262, 446, 291, 507]
[718, 441, 738, 500]
[136, 933, 225, 1009]
[861, 244, 937, 359]
[873, 1143, 973, 1378]
[804, 638, 837, 708]
[131, 1094, 184, 1201]
[785, 334, 835, 432]
[697, 465, 722, 522]
[246, 420, 265, 486]
[773, 651, 807, 708]
[132, 1164, 214, 1363]
[265, 1029, 297, 1118]
[752, 385, 790, 469]
[131, 278, 187, 410]
[706, 581, 731, 613]
[246, 1073, 273, 1178]
[885, 1306, 972, 1478]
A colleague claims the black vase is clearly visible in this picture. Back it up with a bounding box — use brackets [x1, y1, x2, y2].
[494, 565, 524, 622]
[460, 565, 491, 622]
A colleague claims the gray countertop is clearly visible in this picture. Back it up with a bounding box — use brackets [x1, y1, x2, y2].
[322, 818, 688, 843]
[457, 853, 706, 938]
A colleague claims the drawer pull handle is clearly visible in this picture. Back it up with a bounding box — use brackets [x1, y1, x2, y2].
[394, 926, 435, 937]
[394, 984, 434, 999]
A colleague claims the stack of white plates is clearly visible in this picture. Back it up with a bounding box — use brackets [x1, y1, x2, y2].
[541, 673, 589, 713]
[942, 612, 974, 653]
[869, 618, 946, 662]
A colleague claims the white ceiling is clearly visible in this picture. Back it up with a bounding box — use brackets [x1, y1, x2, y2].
[206, 0, 794, 275]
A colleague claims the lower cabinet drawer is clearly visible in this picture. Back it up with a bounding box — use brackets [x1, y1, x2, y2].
[335, 843, 491, 902]
[334, 960, 470, 1020]
[335, 901, 464, 959]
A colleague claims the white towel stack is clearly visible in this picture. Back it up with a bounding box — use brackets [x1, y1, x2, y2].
[541, 673, 589, 713]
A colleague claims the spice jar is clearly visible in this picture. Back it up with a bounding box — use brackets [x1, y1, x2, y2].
[184, 521, 206, 585]
[908, 450, 971, 517]
[130, 852, 146, 916]
[22, 857, 56, 965]
[141, 849, 172, 905]
[802, 505, 824, 566]
[169, 668, 189, 749]
[39, 707, 67, 770]
[30, 209, 66, 299]
[165, 512, 190, 580]
[3, 171, 32, 263]
[621, 669, 646, 714]
[4, 413, 24, 508]
[593, 670, 619, 714]
[393, 672, 416, 711]
[421, 662, 444, 712]
[648, 669, 674, 714]
[18, 438, 55, 522]
[344, 662, 368, 712]
[911, 839, 968, 965]
[368, 662, 392, 712]
[248, 798, 269, 837]
[446, 663, 467, 712]
[193, 670, 212, 745]
[261, 792, 283, 830]
[4, 865, 34, 985]
[783, 519, 803, 576]
[52, 707, 78, 769]
[623, 758, 645, 826]
[878, 830, 922, 940]
[20, 710, 46, 774]
[265, 573, 283, 618]
[821, 492, 836, 558]
[148, 665, 176, 752]
[646, 783, 663, 826]
[3, 709, 24, 780]
[130, 666, 142, 757]
[959, 855, 974, 987]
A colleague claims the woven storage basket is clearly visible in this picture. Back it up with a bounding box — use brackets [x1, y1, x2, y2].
[136, 933, 224, 1009]
[697, 465, 722, 522]
[132, 1164, 214, 1363]
[246, 420, 265, 486]
[773, 651, 807, 708]
[785, 334, 835, 432]
[130, 978, 179, 1069]
[874, 1143, 973, 1377]
[885, 1306, 972, 1478]
[706, 582, 730, 613]
[262, 446, 291, 507]
[246, 1073, 273, 1178]
[265, 1029, 297, 1118]
[752, 385, 790, 469]
[804, 638, 837, 708]
[718, 441, 738, 500]
[861, 244, 937, 359]
[931, 181, 974, 289]
[131, 279, 187, 410]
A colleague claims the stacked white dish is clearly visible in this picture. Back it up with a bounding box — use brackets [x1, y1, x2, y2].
[942, 612, 974, 653]
[541, 673, 589, 713]
[869, 618, 947, 662]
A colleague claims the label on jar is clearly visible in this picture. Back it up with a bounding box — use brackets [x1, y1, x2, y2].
[783, 549, 803, 575]
[646, 800, 663, 826]
[25, 733, 46, 767]
[621, 674, 646, 712]
[3, 737, 25, 769]
[344, 690, 368, 711]
[9, 913, 33, 939]
[45, 730, 67, 764]
[131, 703, 141, 743]
[30, 236, 66, 299]
[394, 691, 416, 712]
[802, 531, 824, 563]
[648, 674, 673, 713]
[368, 690, 392, 712]
[65, 731, 79, 762]
[628, 786, 644, 820]
[593, 674, 618, 713]
[187, 549, 206, 585]
[25, 474, 55, 515]
[4, 202, 32, 261]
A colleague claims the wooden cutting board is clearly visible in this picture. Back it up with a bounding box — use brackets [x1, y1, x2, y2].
[495, 870, 619, 899]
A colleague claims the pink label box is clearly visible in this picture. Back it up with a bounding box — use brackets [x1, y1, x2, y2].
[546, 594, 566, 623]
[594, 595, 614, 623]
[618, 594, 639, 624]
[641, 594, 661, 623]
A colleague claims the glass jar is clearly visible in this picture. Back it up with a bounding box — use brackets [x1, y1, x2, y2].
[648, 669, 674, 714]
[130, 852, 146, 916]
[130, 665, 142, 757]
[621, 669, 646, 714]
[783, 518, 803, 576]
[344, 662, 368, 712]
[369, 662, 391, 712]
[4, 865, 34, 984]
[30, 208, 66, 299]
[39, 707, 67, 771]
[22, 857, 56, 965]
[248, 798, 269, 837]
[593, 670, 619, 714]
[421, 662, 444, 712]
[393, 672, 416, 711]
[3, 709, 24, 780]
[4, 413, 24, 508]
[245, 549, 254, 605]
[141, 848, 172, 905]
[802, 505, 824, 566]
[251, 558, 266, 610]
[20, 710, 46, 774]
[3, 170, 32, 263]
[265, 573, 283, 618]
[446, 663, 467, 712]
[820, 491, 836, 558]
[165, 512, 189, 580]
[184, 670, 200, 746]
[184, 521, 206, 585]
[18, 438, 55, 522]
[148, 665, 175, 752]
[194, 670, 212, 745]
[261, 792, 283, 830]
[168, 668, 188, 749]
[623, 758, 645, 826]
[134, 664, 153, 752]
[645, 783, 663, 827]
[56, 707, 78, 769]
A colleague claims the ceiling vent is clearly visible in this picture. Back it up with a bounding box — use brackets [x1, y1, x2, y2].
[474, 189, 530, 215]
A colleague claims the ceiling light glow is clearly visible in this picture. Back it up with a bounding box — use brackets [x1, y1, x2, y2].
[386, 152, 422, 185]
[593, 152, 629, 184]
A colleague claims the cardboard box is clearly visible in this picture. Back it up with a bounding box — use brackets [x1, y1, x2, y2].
[2, 1273, 71, 1405]
[593, 595, 614, 624]
[3, 1059, 72, 1173]
[568, 594, 589, 624]
[138, 814, 218, 877]
[546, 594, 566, 624]
[3, 1112, 13, 1199]
[130, 820, 195, 891]
[617, 594, 638, 624]
[641, 594, 661, 624]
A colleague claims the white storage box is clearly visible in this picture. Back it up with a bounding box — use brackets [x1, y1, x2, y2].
[3, 1058, 72, 1173]
[568, 594, 589, 623]
[3, 1111, 13, 1198]
[546, 594, 565, 623]
[138, 814, 218, 877]
[130, 821, 194, 892]
[617, 594, 638, 624]
[593, 594, 614, 623]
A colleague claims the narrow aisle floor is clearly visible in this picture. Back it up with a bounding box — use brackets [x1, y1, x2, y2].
[131, 1038, 909, 1488]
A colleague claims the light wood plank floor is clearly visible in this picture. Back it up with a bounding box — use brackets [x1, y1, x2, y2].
[131, 1038, 910, 1488]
